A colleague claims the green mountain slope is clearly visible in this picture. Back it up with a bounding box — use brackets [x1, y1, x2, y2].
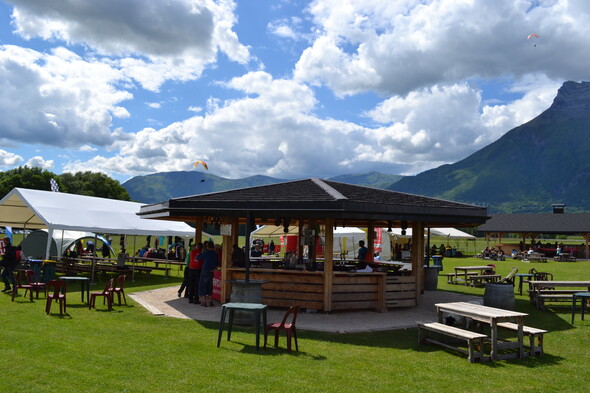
[123, 171, 403, 203]
[390, 81, 590, 213]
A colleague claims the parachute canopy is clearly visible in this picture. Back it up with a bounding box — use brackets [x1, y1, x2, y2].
[194, 160, 208, 170]
[527, 34, 539, 40]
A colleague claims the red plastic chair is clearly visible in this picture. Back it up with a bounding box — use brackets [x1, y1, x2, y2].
[264, 305, 300, 352]
[46, 280, 67, 315]
[89, 278, 114, 310]
[25, 270, 46, 299]
[109, 275, 127, 306]
[11, 271, 34, 302]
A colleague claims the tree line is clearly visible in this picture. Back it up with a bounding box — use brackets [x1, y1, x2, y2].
[0, 167, 131, 201]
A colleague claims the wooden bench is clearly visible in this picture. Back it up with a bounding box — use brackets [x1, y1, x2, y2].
[467, 274, 501, 287]
[497, 322, 547, 356]
[536, 293, 577, 311]
[523, 253, 547, 263]
[418, 322, 487, 363]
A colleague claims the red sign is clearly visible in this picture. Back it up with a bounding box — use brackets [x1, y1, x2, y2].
[212, 269, 221, 302]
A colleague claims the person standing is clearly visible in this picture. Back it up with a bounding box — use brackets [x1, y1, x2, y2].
[178, 245, 192, 298]
[187, 242, 203, 304]
[197, 242, 219, 307]
[356, 240, 369, 270]
[1, 237, 18, 292]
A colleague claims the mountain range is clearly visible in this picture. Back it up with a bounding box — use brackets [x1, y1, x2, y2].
[123, 81, 590, 214]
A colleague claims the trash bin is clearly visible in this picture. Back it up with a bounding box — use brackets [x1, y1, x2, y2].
[42, 260, 56, 283]
[424, 266, 439, 290]
[432, 255, 443, 272]
[28, 259, 43, 282]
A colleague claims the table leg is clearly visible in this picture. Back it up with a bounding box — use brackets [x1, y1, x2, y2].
[490, 320, 498, 361]
[518, 277, 523, 296]
[217, 306, 227, 348]
[255, 310, 261, 351]
[582, 297, 587, 321]
[517, 317, 524, 359]
[227, 309, 235, 341]
[572, 295, 577, 324]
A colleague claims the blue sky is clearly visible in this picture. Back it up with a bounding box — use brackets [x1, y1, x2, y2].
[1, 0, 589, 183]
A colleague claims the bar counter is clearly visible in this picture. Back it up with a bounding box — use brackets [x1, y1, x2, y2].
[224, 267, 417, 312]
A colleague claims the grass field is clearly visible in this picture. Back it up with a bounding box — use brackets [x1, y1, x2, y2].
[2, 256, 590, 393]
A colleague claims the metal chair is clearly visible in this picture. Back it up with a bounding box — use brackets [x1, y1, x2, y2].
[264, 305, 300, 352]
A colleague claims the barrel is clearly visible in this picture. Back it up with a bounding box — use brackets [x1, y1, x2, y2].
[483, 283, 515, 310]
[424, 266, 439, 290]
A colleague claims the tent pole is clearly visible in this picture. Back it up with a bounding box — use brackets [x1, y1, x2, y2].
[132, 235, 137, 282]
[45, 226, 54, 260]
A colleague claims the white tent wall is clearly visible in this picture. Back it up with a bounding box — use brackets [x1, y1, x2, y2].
[22, 229, 113, 259]
[0, 188, 196, 259]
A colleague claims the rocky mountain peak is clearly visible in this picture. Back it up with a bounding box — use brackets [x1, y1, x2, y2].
[546, 81, 590, 118]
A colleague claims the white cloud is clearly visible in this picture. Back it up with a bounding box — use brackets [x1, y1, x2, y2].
[25, 155, 53, 170]
[8, 0, 251, 91]
[0, 149, 24, 167]
[295, 0, 590, 96]
[79, 145, 97, 152]
[147, 102, 161, 109]
[0, 45, 131, 148]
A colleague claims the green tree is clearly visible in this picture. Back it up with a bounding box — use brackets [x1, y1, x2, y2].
[58, 171, 131, 201]
[0, 166, 58, 197]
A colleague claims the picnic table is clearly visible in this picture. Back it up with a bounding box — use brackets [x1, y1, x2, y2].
[453, 266, 494, 285]
[528, 280, 590, 310]
[435, 301, 528, 361]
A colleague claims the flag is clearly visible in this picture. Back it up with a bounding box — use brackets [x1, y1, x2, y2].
[50, 178, 60, 192]
[5, 226, 12, 243]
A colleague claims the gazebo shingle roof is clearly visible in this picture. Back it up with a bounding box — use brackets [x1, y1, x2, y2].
[139, 178, 488, 227]
[478, 213, 590, 234]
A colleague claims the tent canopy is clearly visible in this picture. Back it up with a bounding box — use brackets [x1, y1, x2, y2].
[251, 225, 366, 238]
[0, 188, 195, 237]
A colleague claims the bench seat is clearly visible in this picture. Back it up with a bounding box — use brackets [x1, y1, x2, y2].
[497, 322, 547, 356]
[418, 322, 487, 363]
[468, 274, 501, 287]
[440, 272, 477, 284]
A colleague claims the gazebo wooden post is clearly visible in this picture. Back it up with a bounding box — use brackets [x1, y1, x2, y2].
[584, 233, 589, 259]
[194, 217, 203, 243]
[485, 232, 490, 248]
[324, 219, 334, 312]
[367, 222, 375, 261]
[411, 221, 425, 304]
[219, 217, 236, 303]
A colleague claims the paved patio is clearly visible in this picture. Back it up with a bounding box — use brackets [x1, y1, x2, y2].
[130, 286, 482, 333]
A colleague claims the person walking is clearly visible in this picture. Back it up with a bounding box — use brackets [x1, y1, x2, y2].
[1, 237, 18, 292]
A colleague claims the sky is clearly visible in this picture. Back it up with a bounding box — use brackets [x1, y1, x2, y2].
[1, 0, 589, 183]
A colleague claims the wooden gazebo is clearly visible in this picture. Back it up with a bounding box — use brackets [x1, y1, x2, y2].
[139, 178, 488, 312]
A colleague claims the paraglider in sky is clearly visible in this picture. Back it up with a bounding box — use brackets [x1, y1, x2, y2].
[194, 160, 208, 170]
[527, 33, 539, 46]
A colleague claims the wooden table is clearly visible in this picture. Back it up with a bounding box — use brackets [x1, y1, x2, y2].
[515, 273, 535, 295]
[435, 301, 528, 361]
[217, 302, 268, 350]
[454, 266, 494, 285]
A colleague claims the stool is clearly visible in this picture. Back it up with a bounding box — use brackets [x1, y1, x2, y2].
[572, 292, 590, 324]
[217, 302, 267, 350]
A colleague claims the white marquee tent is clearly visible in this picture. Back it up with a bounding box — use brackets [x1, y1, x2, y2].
[0, 188, 196, 259]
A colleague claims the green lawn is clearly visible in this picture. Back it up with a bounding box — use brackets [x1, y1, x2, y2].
[2, 257, 590, 393]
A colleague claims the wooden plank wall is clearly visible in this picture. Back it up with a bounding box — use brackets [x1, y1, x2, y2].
[385, 276, 417, 308]
[331, 273, 385, 312]
[227, 269, 325, 310]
